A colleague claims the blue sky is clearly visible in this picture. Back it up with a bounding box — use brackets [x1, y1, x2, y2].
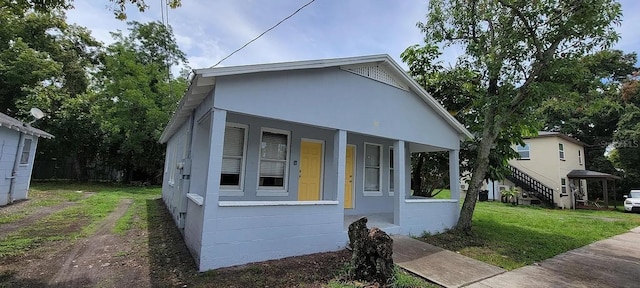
[66, 0, 640, 70]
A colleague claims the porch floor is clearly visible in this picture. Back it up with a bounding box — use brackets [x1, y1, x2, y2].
[344, 213, 399, 234]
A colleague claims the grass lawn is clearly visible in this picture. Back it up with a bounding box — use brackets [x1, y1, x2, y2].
[419, 201, 640, 270]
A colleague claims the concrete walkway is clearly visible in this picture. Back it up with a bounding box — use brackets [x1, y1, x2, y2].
[393, 227, 640, 288]
[467, 227, 640, 288]
[392, 235, 505, 287]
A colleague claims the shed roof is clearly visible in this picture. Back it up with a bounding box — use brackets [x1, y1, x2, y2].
[567, 169, 621, 180]
[0, 112, 54, 139]
[159, 54, 473, 143]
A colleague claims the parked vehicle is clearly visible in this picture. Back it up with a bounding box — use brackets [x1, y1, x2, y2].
[623, 190, 640, 213]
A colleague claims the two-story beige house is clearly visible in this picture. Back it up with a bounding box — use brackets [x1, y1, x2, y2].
[486, 132, 588, 209]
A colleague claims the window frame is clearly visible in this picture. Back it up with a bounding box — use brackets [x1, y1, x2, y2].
[168, 142, 178, 186]
[561, 178, 567, 194]
[516, 143, 531, 160]
[256, 127, 291, 196]
[19, 138, 32, 165]
[558, 143, 565, 161]
[578, 149, 583, 165]
[220, 123, 249, 196]
[389, 146, 395, 196]
[363, 142, 383, 196]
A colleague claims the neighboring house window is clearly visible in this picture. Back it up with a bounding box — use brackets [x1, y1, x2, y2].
[578, 150, 583, 165]
[558, 143, 565, 160]
[221, 124, 248, 192]
[561, 178, 567, 194]
[20, 139, 32, 164]
[364, 143, 382, 196]
[258, 128, 289, 191]
[389, 147, 394, 195]
[516, 143, 530, 160]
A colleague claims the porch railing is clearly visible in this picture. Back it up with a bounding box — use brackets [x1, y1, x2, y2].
[506, 165, 555, 207]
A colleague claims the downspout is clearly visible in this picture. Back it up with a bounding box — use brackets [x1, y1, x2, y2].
[8, 131, 25, 204]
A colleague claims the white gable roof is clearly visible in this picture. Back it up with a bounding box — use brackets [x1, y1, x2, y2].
[159, 54, 473, 143]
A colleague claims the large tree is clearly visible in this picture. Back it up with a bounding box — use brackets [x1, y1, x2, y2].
[402, 44, 525, 197]
[95, 21, 187, 183]
[612, 72, 640, 192]
[538, 50, 636, 174]
[418, 0, 622, 232]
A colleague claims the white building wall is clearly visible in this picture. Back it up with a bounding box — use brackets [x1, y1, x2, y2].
[0, 128, 38, 206]
[401, 200, 460, 236]
[0, 128, 20, 205]
[199, 203, 345, 270]
[213, 67, 461, 150]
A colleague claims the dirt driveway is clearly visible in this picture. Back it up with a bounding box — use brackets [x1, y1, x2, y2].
[0, 191, 195, 288]
[0, 186, 351, 288]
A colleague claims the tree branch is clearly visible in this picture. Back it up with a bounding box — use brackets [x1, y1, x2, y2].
[497, 0, 542, 56]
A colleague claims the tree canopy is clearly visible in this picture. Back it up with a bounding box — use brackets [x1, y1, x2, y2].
[2, 4, 188, 183]
[413, 0, 623, 232]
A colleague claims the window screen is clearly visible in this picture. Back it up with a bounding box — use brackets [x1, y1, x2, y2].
[365, 144, 381, 191]
[259, 131, 288, 188]
[221, 125, 246, 187]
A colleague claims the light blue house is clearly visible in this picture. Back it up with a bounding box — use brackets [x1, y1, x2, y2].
[159, 55, 472, 271]
[0, 112, 53, 206]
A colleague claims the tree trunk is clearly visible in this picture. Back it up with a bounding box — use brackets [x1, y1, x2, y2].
[72, 152, 88, 182]
[456, 109, 502, 233]
[411, 153, 424, 194]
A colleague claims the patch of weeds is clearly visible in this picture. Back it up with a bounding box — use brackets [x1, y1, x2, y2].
[115, 251, 129, 257]
[113, 201, 137, 235]
[391, 266, 439, 288]
[0, 213, 25, 225]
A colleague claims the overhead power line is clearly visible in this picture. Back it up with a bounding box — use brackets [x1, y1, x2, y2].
[211, 0, 316, 68]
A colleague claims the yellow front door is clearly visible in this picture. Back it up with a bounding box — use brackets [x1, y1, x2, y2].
[298, 140, 323, 201]
[344, 145, 355, 209]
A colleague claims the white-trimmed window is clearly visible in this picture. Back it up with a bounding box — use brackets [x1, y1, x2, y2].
[561, 178, 567, 194]
[19, 138, 32, 164]
[257, 128, 290, 195]
[168, 143, 177, 185]
[389, 147, 394, 195]
[559, 143, 565, 160]
[220, 123, 248, 194]
[364, 143, 382, 196]
[578, 150, 582, 165]
[516, 143, 530, 160]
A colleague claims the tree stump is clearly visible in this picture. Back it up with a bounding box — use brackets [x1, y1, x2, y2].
[347, 217, 394, 284]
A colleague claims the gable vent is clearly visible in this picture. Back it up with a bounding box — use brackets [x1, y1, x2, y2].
[342, 65, 408, 91]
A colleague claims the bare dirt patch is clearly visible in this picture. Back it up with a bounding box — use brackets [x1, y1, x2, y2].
[0, 198, 152, 288]
[48, 199, 143, 287]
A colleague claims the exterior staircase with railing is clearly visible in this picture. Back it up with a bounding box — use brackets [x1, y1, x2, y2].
[505, 165, 555, 207]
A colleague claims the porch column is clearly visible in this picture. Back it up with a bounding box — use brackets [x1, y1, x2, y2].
[393, 140, 406, 226]
[449, 149, 461, 202]
[333, 130, 347, 208]
[603, 179, 609, 208]
[203, 109, 227, 218]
